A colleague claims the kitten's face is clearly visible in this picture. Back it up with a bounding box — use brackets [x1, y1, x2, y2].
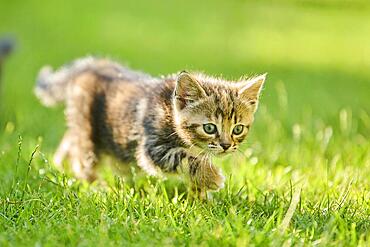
[173, 72, 266, 155]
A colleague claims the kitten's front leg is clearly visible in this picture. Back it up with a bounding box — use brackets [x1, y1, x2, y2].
[187, 157, 225, 199]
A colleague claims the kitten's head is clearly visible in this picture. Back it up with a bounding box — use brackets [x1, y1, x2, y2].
[173, 71, 266, 155]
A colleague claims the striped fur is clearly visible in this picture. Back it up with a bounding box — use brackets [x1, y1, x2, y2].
[35, 56, 266, 199]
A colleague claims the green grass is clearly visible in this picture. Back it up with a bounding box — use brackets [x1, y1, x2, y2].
[1, 0, 370, 246]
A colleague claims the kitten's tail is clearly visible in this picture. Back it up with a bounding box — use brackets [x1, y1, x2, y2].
[34, 56, 109, 107]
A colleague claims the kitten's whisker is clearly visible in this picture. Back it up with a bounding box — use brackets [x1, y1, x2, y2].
[194, 151, 203, 159]
[165, 131, 178, 138]
[194, 149, 205, 160]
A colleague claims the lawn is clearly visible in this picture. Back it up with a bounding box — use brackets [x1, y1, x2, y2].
[0, 0, 370, 246]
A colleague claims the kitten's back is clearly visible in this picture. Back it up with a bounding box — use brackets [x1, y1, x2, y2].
[34, 56, 152, 107]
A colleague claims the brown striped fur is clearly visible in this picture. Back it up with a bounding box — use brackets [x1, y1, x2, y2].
[35, 56, 266, 199]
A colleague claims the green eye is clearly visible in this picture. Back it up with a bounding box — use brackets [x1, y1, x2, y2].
[233, 125, 244, 135]
[203, 123, 217, 134]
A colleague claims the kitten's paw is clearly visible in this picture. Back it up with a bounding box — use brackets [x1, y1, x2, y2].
[207, 171, 225, 191]
[192, 190, 216, 201]
[189, 187, 207, 201]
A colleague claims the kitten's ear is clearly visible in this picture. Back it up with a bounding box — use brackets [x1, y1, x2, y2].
[174, 71, 207, 110]
[238, 74, 266, 106]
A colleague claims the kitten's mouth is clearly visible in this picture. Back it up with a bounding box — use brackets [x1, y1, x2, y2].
[211, 149, 236, 156]
[221, 150, 235, 155]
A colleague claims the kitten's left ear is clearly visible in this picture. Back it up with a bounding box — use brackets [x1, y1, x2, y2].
[238, 73, 267, 105]
[174, 71, 207, 110]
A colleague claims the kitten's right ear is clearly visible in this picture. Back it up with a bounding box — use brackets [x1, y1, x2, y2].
[238, 73, 266, 106]
[174, 71, 207, 110]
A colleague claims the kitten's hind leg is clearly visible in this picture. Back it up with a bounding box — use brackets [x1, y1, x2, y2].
[70, 148, 98, 182]
[53, 130, 97, 182]
[53, 131, 73, 170]
[64, 72, 99, 182]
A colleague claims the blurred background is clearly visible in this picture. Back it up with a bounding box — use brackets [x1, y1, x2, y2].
[0, 0, 369, 147]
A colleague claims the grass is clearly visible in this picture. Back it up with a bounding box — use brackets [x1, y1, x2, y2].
[0, 0, 370, 246]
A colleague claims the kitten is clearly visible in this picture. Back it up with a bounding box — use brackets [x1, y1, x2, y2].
[35, 56, 266, 198]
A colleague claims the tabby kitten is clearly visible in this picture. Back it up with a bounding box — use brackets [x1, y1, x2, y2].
[35, 57, 266, 198]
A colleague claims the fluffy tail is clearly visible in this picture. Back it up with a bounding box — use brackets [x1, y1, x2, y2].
[35, 56, 102, 107]
[35, 56, 153, 107]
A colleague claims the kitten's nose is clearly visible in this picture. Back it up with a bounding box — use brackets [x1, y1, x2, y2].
[220, 143, 231, 151]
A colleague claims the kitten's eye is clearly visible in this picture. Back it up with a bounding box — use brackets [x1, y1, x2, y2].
[203, 123, 217, 134]
[232, 124, 244, 135]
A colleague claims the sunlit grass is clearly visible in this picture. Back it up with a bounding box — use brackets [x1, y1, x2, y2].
[1, 95, 369, 245]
